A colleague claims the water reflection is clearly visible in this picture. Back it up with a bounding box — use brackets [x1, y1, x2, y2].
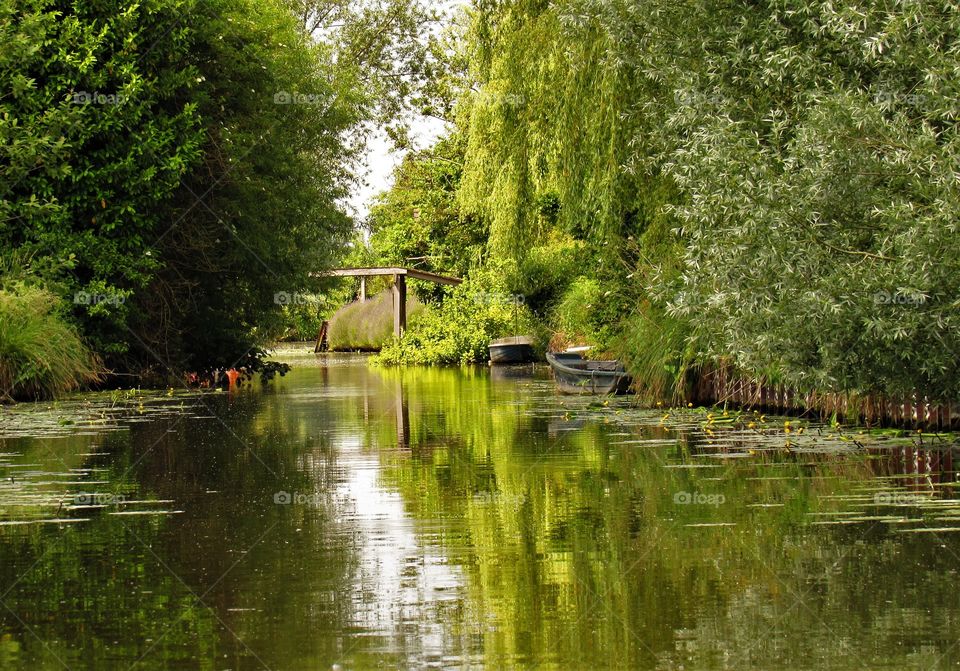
[0, 352, 958, 669]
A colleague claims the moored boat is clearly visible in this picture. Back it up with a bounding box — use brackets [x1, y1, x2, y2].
[489, 336, 535, 364]
[546, 351, 632, 395]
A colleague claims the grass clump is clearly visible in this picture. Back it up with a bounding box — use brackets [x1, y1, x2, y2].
[0, 284, 103, 402]
[613, 307, 695, 405]
[327, 290, 424, 351]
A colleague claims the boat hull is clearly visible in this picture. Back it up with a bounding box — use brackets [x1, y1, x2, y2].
[489, 337, 535, 364]
[489, 344, 534, 364]
[546, 352, 632, 395]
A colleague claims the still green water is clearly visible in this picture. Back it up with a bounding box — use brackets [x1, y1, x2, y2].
[1, 350, 959, 670]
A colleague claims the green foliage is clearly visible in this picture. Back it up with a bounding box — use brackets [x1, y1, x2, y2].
[368, 0, 673, 370]
[139, 0, 356, 374]
[456, 0, 664, 263]
[0, 282, 102, 401]
[368, 134, 486, 281]
[374, 271, 536, 365]
[328, 290, 423, 351]
[551, 277, 606, 348]
[0, 0, 360, 381]
[397, 0, 960, 403]
[276, 300, 325, 343]
[0, 0, 205, 358]
[6, 0, 955, 403]
[507, 232, 588, 314]
[284, 0, 444, 143]
[595, 0, 960, 399]
[613, 308, 694, 405]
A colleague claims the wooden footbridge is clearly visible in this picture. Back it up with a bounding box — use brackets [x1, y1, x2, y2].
[319, 267, 462, 338]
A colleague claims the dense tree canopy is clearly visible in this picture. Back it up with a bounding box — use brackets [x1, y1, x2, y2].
[0, 0, 437, 385]
[140, 0, 356, 375]
[1, 0, 205, 360]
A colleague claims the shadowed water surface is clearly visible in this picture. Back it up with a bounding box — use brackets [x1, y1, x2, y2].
[1, 350, 959, 670]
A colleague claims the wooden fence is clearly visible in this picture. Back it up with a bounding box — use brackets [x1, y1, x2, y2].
[690, 365, 960, 430]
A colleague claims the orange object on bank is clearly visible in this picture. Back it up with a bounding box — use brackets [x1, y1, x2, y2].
[225, 369, 240, 389]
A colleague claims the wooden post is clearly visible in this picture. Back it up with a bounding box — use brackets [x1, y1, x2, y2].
[314, 320, 329, 353]
[392, 274, 406, 338]
[359, 276, 366, 302]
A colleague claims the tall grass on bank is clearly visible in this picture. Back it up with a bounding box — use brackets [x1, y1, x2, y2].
[0, 285, 103, 402]
[327, 290, 424, 351]
[614, 308, 696, 404]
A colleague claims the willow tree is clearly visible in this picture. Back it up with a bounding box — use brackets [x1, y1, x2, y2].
[591, 0, 960, 399]
[455, 1, 673, 299]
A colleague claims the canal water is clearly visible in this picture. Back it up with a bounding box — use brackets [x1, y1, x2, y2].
[1, 350, 959, 670]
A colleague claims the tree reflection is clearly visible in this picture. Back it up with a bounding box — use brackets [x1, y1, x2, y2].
[1, 362, 959, 669]
[369, 365, 960, 669]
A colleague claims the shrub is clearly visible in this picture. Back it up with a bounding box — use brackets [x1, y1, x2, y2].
[551, 277, 608, 350]
[374, 271, 537, 365]
[507, 233, 588, 314]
